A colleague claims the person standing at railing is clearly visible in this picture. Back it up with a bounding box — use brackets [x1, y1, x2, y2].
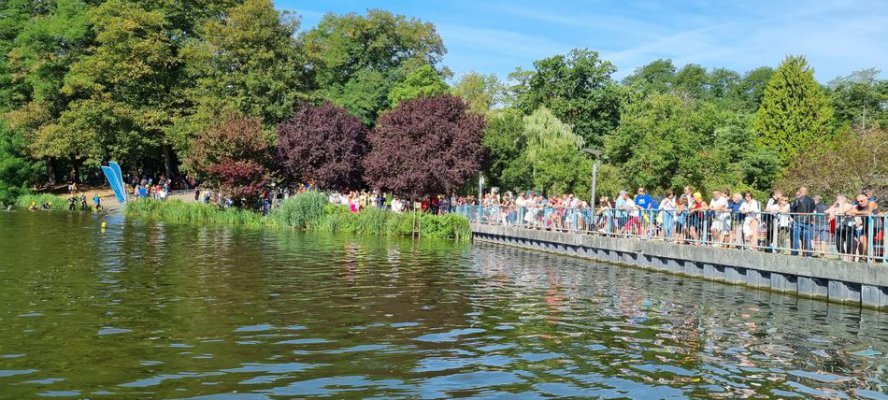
[848, 194, 875, 260]
[634, 187, 653, 236]
[812, 195, 830, 257]
[827, 195, 855, 261]
[863, 187, 879, 213]
[675, 196, 688, 243]
[596, 197, 613, 234]
[709, 191, 730, 247]
[687, 192, 708, 244]
[728, 192, 745, 247]
[524, 195, 539, 227]
[764, 190, 783, 252]
[790, 187, 816, 256]
[682, 186, 695, 210]
[615, 190, 631, 235]
[739, 192, 761, 250]
[660, 190, 677, 241]
[772, 196, 792, 253]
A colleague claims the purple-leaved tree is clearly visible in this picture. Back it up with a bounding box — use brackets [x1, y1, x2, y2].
[277, 103, 368, 190]
[364, 95, 485, 199]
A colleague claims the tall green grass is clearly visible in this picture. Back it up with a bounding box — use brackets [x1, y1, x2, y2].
[124, 199, 266, 229]
[265, 191, 327, 229]
[14, 194, 68, 210]
[308, 206, 471, 242]
[123, 193, 471, 242]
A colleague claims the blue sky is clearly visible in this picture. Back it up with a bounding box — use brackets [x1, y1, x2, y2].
[275, 0, 887, 83]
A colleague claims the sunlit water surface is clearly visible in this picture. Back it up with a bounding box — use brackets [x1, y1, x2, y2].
[1, 211, 888, 399]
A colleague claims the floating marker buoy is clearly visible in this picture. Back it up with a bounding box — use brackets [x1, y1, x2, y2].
[101, 221, 107, 229]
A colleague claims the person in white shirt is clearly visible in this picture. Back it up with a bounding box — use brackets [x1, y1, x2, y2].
[709, 191, 730, 245]
[659, 189, 677, 240]
[739, 192, 760, 250]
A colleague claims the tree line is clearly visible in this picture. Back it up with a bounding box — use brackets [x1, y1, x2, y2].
[1, 0, 886, 205]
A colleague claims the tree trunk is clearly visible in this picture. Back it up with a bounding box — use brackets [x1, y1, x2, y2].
[46, 157, 56, 186]
[162, 143, 174, 179]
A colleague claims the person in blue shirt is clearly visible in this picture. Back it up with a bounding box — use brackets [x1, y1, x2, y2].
[634, 187, 652, 211]
[634, 187, 654, 235]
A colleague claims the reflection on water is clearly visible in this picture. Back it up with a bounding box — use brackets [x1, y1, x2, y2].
[1, 211, 888, 399]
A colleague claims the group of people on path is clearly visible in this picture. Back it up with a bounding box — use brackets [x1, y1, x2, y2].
[328, 191, 456, 215]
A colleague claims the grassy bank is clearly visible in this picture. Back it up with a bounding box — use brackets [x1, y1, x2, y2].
[124, 192, 471, 242]
[14, 194, 68, 210]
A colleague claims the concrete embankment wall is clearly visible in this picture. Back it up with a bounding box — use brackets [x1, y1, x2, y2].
[471, 223, 888, 309]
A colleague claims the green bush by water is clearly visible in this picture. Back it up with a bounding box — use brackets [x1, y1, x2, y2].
[266, 191, 327, 229]
[14, 194, 67, 210]
[124, 193, 471, 242]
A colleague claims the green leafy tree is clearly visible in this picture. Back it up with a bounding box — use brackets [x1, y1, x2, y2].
[481, 108, 526, 190]
[451, 71, 504, 114]
[33, 0, 178, 175]
[622, 59, 676, 94]
[2, 0, 93, 185]
[512, 107, 592, 196]
[515, 49, 621, 147]
[0, 122, 38, 205]
[673, 63, 708, 98]
[302, 9, 445, 88]
[174, 0, 309, 159]
[0, 0, 51, 110]
[828, 68, 888, 130]
[304, 10, 446, 126]
[323, 69, 392, 126]
[387, 63, 448, 107]
[606, 92, 778, 194]
[733, 67, 774, 112]
[707, 68, 741, 99]
[754, 56, 834, 163]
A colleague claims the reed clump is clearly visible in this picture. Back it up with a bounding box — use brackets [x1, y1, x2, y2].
[123, 192, 471, 242]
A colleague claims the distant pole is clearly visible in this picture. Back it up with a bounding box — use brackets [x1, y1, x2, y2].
[591, 160, 599, 210]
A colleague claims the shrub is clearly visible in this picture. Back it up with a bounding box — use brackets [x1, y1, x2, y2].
[268, 191, 328, 229]
[14, 194, 67, 210]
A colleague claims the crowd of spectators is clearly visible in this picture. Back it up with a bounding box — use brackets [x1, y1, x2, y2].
[461, 186, 884, 262]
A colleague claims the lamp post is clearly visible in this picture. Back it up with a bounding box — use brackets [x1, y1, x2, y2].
[478, 174, 484, 202]
[581, 148, 603, 210]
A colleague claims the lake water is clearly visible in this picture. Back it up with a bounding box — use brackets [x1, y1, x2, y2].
[1, 210, 888, 399]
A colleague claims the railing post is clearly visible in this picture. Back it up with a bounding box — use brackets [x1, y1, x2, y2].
[868, 215, 874, 264]
[883, 215, 887, 265]
[703, 215, 709, 245]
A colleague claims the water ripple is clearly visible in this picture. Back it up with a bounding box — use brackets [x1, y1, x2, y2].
[1, 212, 887, 398]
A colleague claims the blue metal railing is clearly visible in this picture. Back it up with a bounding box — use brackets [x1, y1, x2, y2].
[455, 205, 887, 265]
